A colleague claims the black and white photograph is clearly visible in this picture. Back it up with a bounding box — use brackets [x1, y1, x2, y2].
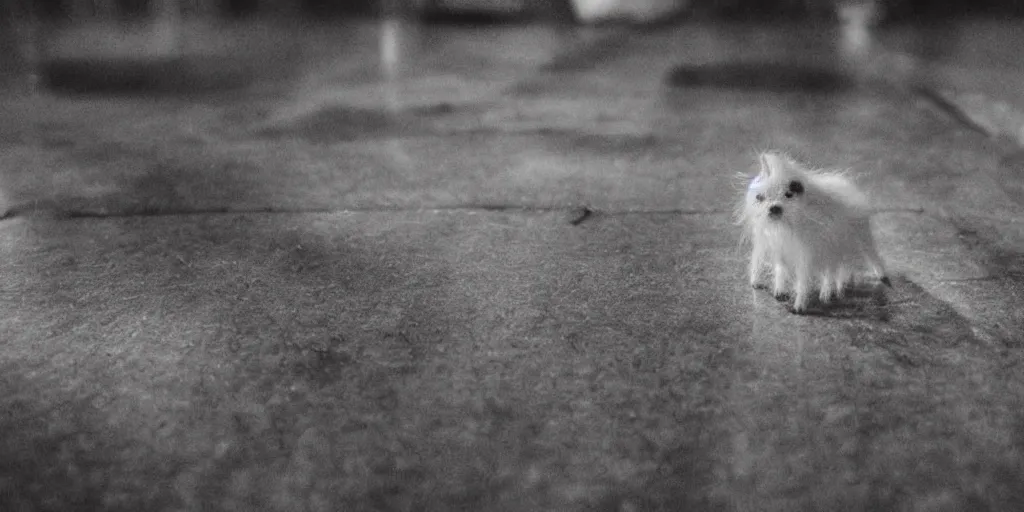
[2, 0, 1024, 509]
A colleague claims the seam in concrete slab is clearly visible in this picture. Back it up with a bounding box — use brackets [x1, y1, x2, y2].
[908, 76, 1024, 148]
[873, 44, 1024, 147]
[0, 204, 930, 223]
[913, 85, 995, 137]
[0, 203, 736, 222]
[931, 276, 999, 283]
[874, 207, 926, 214]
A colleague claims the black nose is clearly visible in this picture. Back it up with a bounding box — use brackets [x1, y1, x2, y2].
[768, 205, 783, 216]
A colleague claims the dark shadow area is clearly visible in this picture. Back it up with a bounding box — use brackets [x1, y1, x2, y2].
[418, 7, 533, 25]
[301, 0, 384, 17]
[759, 272, 1017, 354]
[35, 23, 305, 97]
[667, 62, 851, 93]
[841, 274, 1010, 364]
[539, 35, 631, 73]
[882, 0, 1024, 21]
[0, 127, 274, 218]
[686, 0, 1024, 20]
[15, 0, 1024, 23]
[0, 365, 183, 510]
[254, 106, 435, 144]
[768, 281, 893, 320]
[41, 57, 254, 96]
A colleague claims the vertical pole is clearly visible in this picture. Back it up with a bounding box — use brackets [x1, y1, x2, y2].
[153, 0, 182, 57]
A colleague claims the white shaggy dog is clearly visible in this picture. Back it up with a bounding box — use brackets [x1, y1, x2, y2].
[738, 151, 890, 313]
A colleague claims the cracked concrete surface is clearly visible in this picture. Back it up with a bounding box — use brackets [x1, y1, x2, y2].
[2, 16, 1024, 511]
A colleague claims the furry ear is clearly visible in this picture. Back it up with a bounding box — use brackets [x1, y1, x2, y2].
[759, 151, 797, 178]
[758, 152, 775, 177]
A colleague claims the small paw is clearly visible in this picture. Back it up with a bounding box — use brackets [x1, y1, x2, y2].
[787, 305, 808, 315]
[773, 292, 790, 302]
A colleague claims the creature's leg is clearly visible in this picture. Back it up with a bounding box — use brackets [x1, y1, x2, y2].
[772, 261, 789, 299]
[857, 220, 891, 286]
[864, 246, 891, 287]
[834, 266, 851, 298]
[749, 242, 767, 288]
[791, 267, 812, 313]
[819, 269, 835, 303]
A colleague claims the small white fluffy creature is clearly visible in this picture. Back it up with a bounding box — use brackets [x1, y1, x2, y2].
[738, 151, 890, 313]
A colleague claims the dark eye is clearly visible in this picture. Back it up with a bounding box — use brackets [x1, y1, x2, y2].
[755, 194, 765, 202]
[788, 180, 804, 194]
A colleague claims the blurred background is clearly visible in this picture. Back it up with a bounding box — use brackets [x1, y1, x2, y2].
[4, 0, 1024, 22]
[4, 0, 1024, 510]
[3, 0, 1024, 23]
[2, 0, 1022, 96]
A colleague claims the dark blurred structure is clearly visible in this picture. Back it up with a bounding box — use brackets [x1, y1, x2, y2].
[15, 0, 291, 19]
[702, 0, 1024, 20]
[10, 0, 1024, 21]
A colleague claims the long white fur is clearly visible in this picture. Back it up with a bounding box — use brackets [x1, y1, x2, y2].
[738, 151, 887, 313]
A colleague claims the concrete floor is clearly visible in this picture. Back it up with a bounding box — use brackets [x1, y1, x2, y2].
[2, 15, 1024, 511]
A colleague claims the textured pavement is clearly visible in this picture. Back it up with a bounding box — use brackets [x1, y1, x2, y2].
[2, 17, 1024, 511]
